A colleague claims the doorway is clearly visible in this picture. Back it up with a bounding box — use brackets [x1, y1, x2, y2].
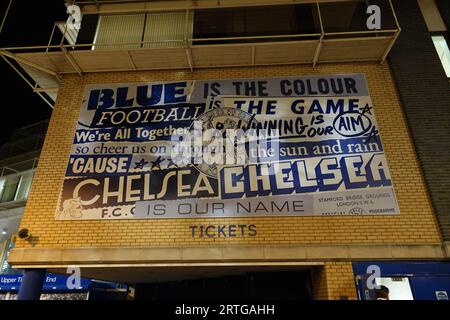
[134, 270, 313, 300]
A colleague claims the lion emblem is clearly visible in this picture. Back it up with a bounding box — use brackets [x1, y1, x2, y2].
[60, 197, 84, 219]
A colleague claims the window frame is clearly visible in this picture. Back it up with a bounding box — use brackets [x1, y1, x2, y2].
[430, 31, 450, 80]
[0, 169, 36, 204]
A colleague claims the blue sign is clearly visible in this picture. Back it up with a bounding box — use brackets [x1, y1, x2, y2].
[0, 273, 91, 292]
[353, 261, 450, 300]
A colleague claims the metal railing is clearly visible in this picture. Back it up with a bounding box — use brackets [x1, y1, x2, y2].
[1, 1, 400, 52]
[0, 1, 401, 105]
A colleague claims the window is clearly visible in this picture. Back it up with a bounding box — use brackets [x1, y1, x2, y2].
[93, 12, 193, 49]
[0, 240, 11, 274]
[143, 12, 193, 48]
[94, 14, 146, 50]
[0, 170, 35, 203]
[432, 35, 450, 78]
[14, 171, 34, 201]
[192, 4, 319, 44]
[0, 239, 21, 275]
[0, 175, 20, 203]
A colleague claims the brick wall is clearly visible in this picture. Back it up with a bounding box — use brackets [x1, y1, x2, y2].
[389, 0, 450, 239]
[311, 266, 328, 300]
[312, 262, 357, 300]
[13, 62, 442, 249]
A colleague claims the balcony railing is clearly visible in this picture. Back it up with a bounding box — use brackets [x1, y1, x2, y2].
[0, 1, 401, 107]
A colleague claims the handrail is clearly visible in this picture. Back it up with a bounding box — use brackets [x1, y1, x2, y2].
[0, 0, 402, 53]
[0, 1, 402, 110]
[323, 29, 398, 36]
[0, 28, 398, 52]
[189, 33, 322, 42]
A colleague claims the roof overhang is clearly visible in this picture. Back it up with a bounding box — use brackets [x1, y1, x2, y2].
[0, 0, 401, 107]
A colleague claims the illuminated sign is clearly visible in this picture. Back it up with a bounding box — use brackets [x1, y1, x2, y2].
[56, 75, 399, 220]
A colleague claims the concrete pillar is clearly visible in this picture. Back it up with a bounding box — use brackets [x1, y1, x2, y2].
[17, 268, 46, 300]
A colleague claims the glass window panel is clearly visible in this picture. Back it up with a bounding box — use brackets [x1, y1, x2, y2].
[0, 175, 20, 203]
[193, 4, 317, 45]
[94, 14, 145, 50]
[432, 35, 450, 77]
[0, 178, 5, 201]
[143, 12, 193, 48]
[14, 171, 34, 201]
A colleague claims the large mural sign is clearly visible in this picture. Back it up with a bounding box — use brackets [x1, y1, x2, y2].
[56, 74, 399, 220]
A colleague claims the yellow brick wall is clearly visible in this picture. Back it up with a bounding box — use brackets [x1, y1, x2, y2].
[312, 262, 358, 300]
[15, 62, 442, 249]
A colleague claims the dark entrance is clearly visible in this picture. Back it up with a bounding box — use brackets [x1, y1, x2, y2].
[134, 271, 312, 300]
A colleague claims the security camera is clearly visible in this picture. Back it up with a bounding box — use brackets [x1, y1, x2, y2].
[18, 228, 31, 240]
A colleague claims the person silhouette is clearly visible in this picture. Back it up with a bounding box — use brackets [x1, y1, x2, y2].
[375, 285, 390, 300]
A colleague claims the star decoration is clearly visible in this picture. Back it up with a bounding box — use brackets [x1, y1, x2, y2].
[134, 158, 149, 169]
[151, 156, 164, 170]
[360, 104, 373, 115]
[166, 158, 179, 168]
[363, 126, 379, 143]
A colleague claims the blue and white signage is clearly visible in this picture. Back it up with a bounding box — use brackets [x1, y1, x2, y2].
[0, 274, 91, 291]
[56, 75, 399, 220]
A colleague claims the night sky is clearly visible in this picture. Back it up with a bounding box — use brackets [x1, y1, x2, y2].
[0, 1, 67, 147]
